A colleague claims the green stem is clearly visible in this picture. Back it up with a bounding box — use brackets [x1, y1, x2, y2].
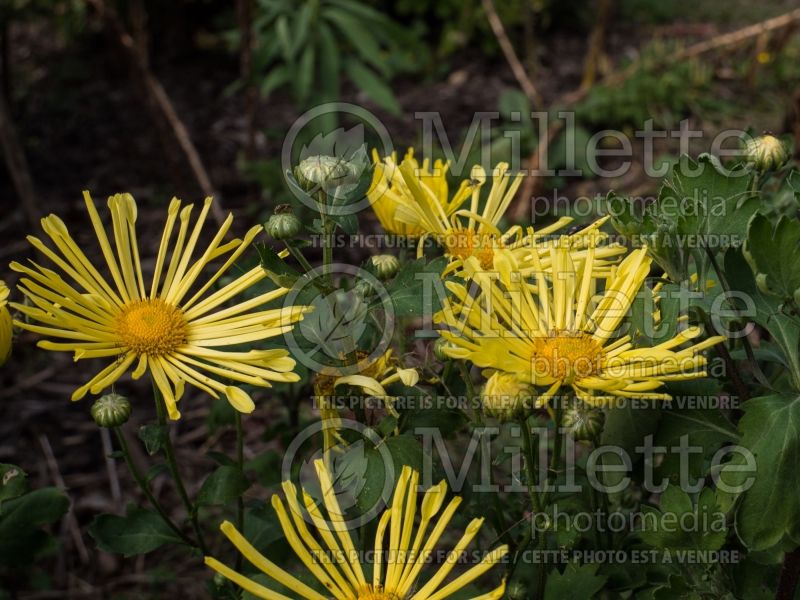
[519, 416, 543, 516]
[153, 386, 209, 555]
[541, 404, 562, 509]
[316, 192, 334, 282]
[234, 411, 245, 572]
[592, 433, 612, 548]
[283, 241, 314, 273]
[112, 427, 195, 547]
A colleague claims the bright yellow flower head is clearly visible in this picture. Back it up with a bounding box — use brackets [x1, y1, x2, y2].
[11, 192, 310, 419]
[205, 461, 508, 600]
[368, 149, 476, 237]
[0, 282, 12, 366]
[388, 158, 623, 279]
[436, 234, 724, 406]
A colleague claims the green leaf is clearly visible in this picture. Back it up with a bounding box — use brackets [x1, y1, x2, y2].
[260, 66, 290, 98]
[88, 506, 184, 556]
[724, 248, 800, 389]
[138, 424, 169, 456]
[323, 7, 391, 77]
[344, 59, 401, 115]
[0, 464, 27, 505]
[0, 487, 69, 566]
[663, 154, 756, 252]
[331, 434, 424, 516]
[255, 242, 301, 288]
[298, 288, 366, 360]
[744, 213, 800, 301]
[384, 257, 448, 317]
[654, 403, 738, 481]
[544, 562, 607, 600]
[733, 394, 800, 551]
[600, 398, 661, 491]
[242, 503, 285, 555]
[640, 486, 727, 551]
[295, 44, 315, 105]
[197, 466, 251, 507]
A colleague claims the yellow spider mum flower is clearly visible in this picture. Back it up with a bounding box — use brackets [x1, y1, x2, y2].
[0, 282, 12, 366]
[368, 149, 477, 237]
[205, 461, 508, 600]
[436, 237, 724, 406]
[389, 159, 625, 279]
[314, 350, 419, 451]
[10, 192, 310, 419]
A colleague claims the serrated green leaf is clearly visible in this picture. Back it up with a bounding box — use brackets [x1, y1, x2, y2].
[384, 257, 448, 317]
[88, 506, 184, 556]
[744, 213, 800, 301]
[654, 403, 738, 481]
[544, 562, 607, 600]
[733, 394, 800, 551]
[640, 486, 727, 551]
[724, 248, 800, 389]
[662, 154, 756, 251]
[197, 466, 251, 507]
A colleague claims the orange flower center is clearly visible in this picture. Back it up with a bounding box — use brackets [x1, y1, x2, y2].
[532, 331, 603, 382]
[115, 299, 187, 355]
[444, 228, 498, 270]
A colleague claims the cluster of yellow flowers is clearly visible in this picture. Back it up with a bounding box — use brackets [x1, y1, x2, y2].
[0, 147, 723, 598]
[368, 149, 724, 415]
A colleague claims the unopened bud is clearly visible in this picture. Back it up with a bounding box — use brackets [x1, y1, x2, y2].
[481, 372, 530, 421]
[370, 255, 400, 280]
[745, 134, 789, 172]
[265, 205, 302, 240]
[562, 402, 604, 441]
[294, 155, 353, 193]
[91, 393, 132, 428]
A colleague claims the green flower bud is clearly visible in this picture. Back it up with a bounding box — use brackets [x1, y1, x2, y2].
[265, 205, 302, 240]
[433, 337, 456, 362]
[562, 402, 604, 441]
[294, 155, 354, 193]
[481, 372, 531, 421]
[745, 134, 789, 172]
[354, 279, 374, 300]
[370, 255, 400, 280]
[91, 393, 132, 428]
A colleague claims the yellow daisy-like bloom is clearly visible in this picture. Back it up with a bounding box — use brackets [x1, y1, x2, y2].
[10, 192, 310, 419]
[390, 159, 624, 280]
[0, 282, 12, 366]
[205, 461, 508, 600]
[436, 236, 725, 406]
[315, 350, 419, 451]
[368, 149, 477, 237]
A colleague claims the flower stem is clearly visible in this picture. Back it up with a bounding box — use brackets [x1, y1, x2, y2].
[521, 416, 548, 599]
[112, 427, 195, 548]
[541, 403, 563, 508]
[153, 385, 209, 555]
[519, 415, 543, 516]
[234, 411, 245, 572]
[283, 241, 315, 274]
